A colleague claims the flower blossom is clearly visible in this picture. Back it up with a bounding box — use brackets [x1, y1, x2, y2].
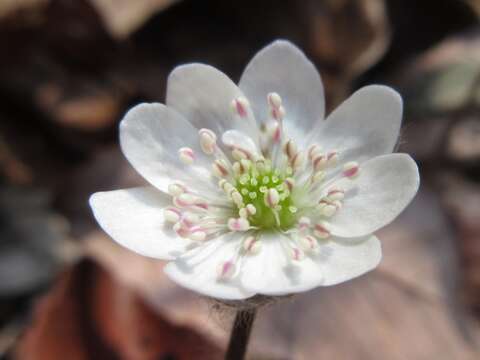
[90, 40, 419, 300]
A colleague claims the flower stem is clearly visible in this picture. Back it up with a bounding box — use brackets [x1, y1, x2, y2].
[225, 308, 257, 360]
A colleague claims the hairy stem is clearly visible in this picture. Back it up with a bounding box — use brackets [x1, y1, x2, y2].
[225, 308, 257, 360]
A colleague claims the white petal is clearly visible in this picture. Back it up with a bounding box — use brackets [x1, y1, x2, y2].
[313, 235, 381, 286]
[329, 154, 420, 238]
[164, 233, 254, 300]
[120, 103, 219, 196]
[89, 187, 192, 260]
[309, 85, 402, 163]
[166, 64, 258, 140]
[241, 233, 381, 295]
[239, 40, 325, 141]
[240, 232, 322, 295]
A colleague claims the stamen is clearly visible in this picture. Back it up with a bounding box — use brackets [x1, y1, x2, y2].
[327, 151, 338, 166]
[232, 148, 248, 160]
[246, 204, 256, 215]
[168, 183, 186, 196]
[270, 105, 285, 121]
[298, 216, 311, 232]
[327, 186, 345, 201]
[291, 152, 304, 170]
[230, 190, 244, 207]
[267, 92, 282, 109]
[312, 153, 327, 171]
[313, 221, 331, 239]
[173, 193, 195, 207]
[173, 222, 190, 238]
[212, 159, 230, 177]
[199, 128, 217, 155]
[343, 161, 360, 179]
[298, 235, 318, 252]
[189, 226, 207, 241]
[228, 218, 250, 231]
[232, 162, 242, 176]
[219, 180, 234, 193]
[243, 236, 261, 254]
[284, 177, 295, 192]
[317, 200, 337, 217]
[164, 207, 181, 223]
[283, 139, 297, 159]
[264, 188, 280, 208]
[178, 147, 195, 165]
[231, 97, 250, 118]
[217, 260, 236, 279]
[308, 144, 322, 161]
[266, 121, 281, 143]
[289, 247, 305, 261]
[180, 212, 200, 227]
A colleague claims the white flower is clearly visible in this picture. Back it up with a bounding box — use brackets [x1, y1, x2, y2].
[89, 40, 419, 300]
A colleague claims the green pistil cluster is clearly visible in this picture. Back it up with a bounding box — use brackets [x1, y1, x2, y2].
[235, 167, 298, 230]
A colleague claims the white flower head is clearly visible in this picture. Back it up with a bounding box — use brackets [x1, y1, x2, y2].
[89, 40, 419, 300]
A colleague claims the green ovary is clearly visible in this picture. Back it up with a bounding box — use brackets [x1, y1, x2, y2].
[234, 168, 299, 230]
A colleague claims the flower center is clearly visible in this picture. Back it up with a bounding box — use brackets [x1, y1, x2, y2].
[232, 161, 297, 230]
[163, 91, 361, 268]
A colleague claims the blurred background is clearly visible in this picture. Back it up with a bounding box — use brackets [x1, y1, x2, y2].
[1, 0, 480, 359]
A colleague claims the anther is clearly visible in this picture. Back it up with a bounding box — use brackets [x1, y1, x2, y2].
[231, 97, 250, 118]
[312, 153, 327, 171]
[318, 200, 337, 217]
[343, 161, 360, 179]
[220, 181, 234, 193]
[228, 218, 250, 231]
[180, 212, 200, 227]
[289, 247, 305, 261]
[284, 177, 295, 192]
[232, 162, 242, 176]
[240, 159, 251, 172]
[199, 128, 217, 154]
[232, 148, 248, 160]
[246, 204, 256, 215]
[243, 236, 261, 254]
[189, 226, 207, 241]
[298, 216, 311, 232]
[164, 207, 181, 223]
[327, 151, 338, 166]
[308, 144, 322, 161]
[270, 106, 285, 121]
[168, 183, 186, 196]
[178, 147, 195, 165]
[291, 152, 304, 169]
[212, 159, 229, 177]
[264, 188, 280, 208]
[173, 193, 195, 207]
[284, 139, 297, 159]
[217, 261, 236, 279]
[230, 190, 244, 207]
[267, 92, 282, 108]
[173, 222, 190, 238]
[299, 235, 318, 252]
[314, 221, 331, 239]
[327, 186, 345, 201]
